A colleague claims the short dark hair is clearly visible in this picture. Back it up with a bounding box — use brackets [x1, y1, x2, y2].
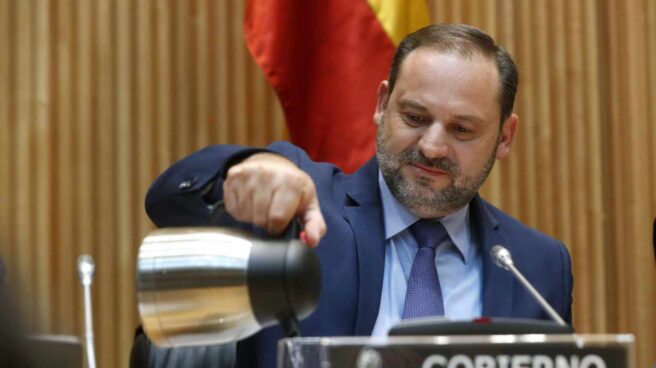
[387, 24, 518, 123]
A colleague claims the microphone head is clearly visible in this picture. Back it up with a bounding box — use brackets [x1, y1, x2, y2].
[77, 254, 95, 286]
[490, 245, 513, 270]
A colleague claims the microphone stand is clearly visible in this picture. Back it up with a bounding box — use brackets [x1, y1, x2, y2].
[491, 245, 567, 326]
[77, 255, 97, 368]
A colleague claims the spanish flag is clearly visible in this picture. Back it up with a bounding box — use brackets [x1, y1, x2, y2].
[244, 0, 430, 173]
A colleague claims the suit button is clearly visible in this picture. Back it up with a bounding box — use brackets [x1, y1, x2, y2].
[178, 177, 197, 191]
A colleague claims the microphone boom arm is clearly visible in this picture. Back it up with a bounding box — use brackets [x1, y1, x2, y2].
[77, 255, 97, 368]
[491, 245, 567, 326]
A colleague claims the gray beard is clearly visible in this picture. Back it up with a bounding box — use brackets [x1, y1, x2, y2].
[376, 128, 497, 219]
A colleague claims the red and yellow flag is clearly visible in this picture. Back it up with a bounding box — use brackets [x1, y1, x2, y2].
[244, 0, 429, 173]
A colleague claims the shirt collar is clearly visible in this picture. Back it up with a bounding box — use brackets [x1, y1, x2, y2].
[378, 171, 473, 264]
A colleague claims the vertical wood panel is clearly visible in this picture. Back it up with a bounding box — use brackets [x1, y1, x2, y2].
[116, 0, 135, 363]
[173, 0, 191, 157]
[549, 0, 571, 244]
[155, 0, 173, 169]
[214, 0, 230, 144]
[205, 0, 218, 143]
[53, 0, 75, 334]
[648, 0, 656, 356]
[0, 0, 11, 282]
[514, 0, 538, 226]
[606, 0, 629, 333]
[194, 0, 209, 148]
[74, 1, 94, 343]
[231, 0, 248, 144]
[487, 0, 506, 205]
[250, 49, 268, 146]
[498, 0, 519, 216]
[15, 0, 35, 330]
[186, 1, 199, 150]
[429, 0, 447, 24]
[582, 0, 608, 334]
[621, 1, 655, 363]
[33, 0, 52, 332]
[650, 0, 656, 214]
[0, 1, 654, 367]
[566, 0, 595, 333]
[136, 0, 155, 248]
[95, 0, 116, 366]
[565, 0, 588, 329]
[534, 0, 556, 235]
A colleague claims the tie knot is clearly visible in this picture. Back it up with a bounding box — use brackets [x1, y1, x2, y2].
[410, 220, 449, 250]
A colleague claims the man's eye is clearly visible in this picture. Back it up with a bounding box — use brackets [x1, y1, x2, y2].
[405, 114, 426, 124]
[452, 125, 475, 139]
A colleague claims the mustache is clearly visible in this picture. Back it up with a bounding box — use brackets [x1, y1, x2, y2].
[397, 149, 458, 175]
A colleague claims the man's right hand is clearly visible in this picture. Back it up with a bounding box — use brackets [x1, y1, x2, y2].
[223, 153, 326, 247]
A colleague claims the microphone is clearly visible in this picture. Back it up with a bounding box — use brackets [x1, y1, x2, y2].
[490, 245, 567, 326]
[77, 255, 97, 368]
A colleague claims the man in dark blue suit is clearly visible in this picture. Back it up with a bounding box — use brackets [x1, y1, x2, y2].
[138, 24, 573, 367]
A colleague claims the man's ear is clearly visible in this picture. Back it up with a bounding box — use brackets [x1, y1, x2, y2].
[496, 113, 519, 160]
[373, 81, 390, 126]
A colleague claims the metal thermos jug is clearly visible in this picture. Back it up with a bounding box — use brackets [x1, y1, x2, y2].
[136, 227, 320, 347]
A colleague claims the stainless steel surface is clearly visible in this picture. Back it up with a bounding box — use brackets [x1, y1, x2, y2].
[137, 227, 262, 347]
[280, 333, 635, 347]
[76, 255, 97, 368]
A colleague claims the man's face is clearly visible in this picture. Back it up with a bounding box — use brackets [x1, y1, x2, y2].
[374, 48, 518, 218]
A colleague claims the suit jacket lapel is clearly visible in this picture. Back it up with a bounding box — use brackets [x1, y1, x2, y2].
[342, 158, 386, 335]
[470, 195, 515, 317]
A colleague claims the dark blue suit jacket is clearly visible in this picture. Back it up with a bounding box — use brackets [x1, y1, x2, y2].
[145, 142, 573, 368]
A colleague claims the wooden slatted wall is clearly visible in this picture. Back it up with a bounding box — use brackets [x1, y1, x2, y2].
[0, 1, 653, 367]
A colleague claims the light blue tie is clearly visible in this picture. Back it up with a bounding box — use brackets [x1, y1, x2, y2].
[402, 220, 449, 319]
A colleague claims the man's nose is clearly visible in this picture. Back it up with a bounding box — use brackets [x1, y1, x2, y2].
[417, 123, 450, 159]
